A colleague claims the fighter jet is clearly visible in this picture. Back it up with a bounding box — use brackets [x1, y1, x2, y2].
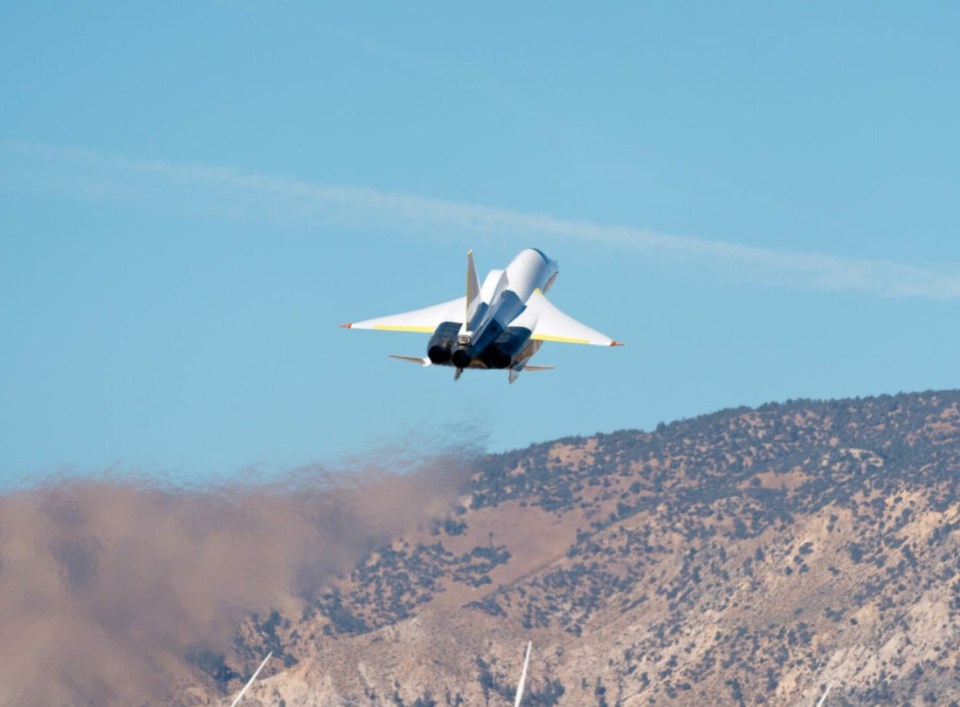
[340, 248, 622, 383]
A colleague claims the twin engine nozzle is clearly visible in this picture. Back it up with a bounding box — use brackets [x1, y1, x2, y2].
[427, 321, 530, 370]
[428, 321, 484, 369]
[429, 341, 474, 368]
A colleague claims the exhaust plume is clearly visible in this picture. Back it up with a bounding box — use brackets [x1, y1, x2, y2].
[0, 453, 473, 705]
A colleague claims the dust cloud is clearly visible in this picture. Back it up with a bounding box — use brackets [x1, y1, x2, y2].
[0, 453, 473, 705]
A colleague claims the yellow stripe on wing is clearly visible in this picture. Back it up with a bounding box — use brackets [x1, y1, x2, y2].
[532, 333, 592, 344]
[373, 325, 436, 333]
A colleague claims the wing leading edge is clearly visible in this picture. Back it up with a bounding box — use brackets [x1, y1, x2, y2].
[341, 297, 465, 333]
[526, 290, 622, 347]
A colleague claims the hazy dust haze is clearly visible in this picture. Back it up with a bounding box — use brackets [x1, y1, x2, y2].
[0, 455, 472, 705]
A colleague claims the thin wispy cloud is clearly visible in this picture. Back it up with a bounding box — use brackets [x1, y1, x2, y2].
[4, 140, 960, 300]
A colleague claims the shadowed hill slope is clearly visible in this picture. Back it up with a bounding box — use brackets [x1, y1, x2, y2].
[196, 390, 960, 704]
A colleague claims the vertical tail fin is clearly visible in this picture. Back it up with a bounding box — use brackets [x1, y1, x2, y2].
[466, 249, 481, 329]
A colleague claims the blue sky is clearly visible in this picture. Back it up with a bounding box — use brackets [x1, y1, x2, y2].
[2, 3, 959, 487]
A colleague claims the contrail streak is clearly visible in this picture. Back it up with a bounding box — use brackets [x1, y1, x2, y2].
[229, 650, 272, 707]
[816, 682, 832, 707]
[4, 141, 960, 300]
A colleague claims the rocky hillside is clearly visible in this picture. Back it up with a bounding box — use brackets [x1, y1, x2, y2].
[192, 390, 960, 706]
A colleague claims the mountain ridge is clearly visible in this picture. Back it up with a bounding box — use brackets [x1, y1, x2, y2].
[192, 389, 960, 706]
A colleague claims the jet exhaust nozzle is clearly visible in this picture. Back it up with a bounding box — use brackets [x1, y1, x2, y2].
[479, 327, 533, 369]
[486, 350, 512, 369]
[451, 348, 472, 369]
[428, 345, 451, 364]
[427, 322, 461, 365]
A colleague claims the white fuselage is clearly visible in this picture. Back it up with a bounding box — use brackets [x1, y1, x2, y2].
[502, 248, 559, 301]
[463, 249, 558, 338]
[449, 249, 558, 369]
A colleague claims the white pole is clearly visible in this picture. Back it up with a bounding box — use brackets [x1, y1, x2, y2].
[229, 651, 273, 707]
[513, 642, 532, 707]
